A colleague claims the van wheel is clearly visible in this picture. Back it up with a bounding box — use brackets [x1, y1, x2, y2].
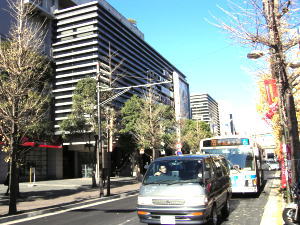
[221, 198, 230, 218]
[208, 206, 218, 225]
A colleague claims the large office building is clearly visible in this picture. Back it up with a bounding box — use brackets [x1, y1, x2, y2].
[190, 93, 220, 135]
[52, 1, 190, 134]
[0, 0, 190, 180]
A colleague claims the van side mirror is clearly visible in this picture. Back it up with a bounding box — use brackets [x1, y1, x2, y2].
[203, 171, 210, 180]
[144, 165, 149, 170]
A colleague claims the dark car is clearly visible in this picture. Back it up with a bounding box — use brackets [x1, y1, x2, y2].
[137, 154, 232, 225]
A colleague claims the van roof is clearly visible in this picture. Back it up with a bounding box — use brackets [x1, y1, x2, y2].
[153, 154, 223, 162]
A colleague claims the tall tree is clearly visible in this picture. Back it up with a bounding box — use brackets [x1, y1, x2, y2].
[0, 0, 50, 214]
[213, 0, 300, 185]
[121, 95, 176, 161]
[59, 78, 98, 187]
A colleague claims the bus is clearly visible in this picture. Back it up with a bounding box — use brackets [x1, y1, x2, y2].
[200, 136, 264, 194]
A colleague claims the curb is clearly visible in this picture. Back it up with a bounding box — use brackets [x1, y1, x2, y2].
[0, 190, 139, 224]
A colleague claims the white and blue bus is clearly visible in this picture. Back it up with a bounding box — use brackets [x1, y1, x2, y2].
[200, 136, 264, 194]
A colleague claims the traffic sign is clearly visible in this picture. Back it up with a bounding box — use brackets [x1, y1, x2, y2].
[175, 142, 182, 149]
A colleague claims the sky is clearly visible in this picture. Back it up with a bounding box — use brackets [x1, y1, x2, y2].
[105, 0, 272, 135]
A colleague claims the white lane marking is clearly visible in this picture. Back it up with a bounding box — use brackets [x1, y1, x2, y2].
[4, 194, 138, 225]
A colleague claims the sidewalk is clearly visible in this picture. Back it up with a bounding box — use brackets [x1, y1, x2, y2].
[260, 171, 284, 225]
[0, 176, 141, 222]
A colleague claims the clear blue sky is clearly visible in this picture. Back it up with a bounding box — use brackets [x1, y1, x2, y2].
[106, 0, 270, 134]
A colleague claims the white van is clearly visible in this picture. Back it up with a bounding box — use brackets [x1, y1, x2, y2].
[137, 155, 232, 225]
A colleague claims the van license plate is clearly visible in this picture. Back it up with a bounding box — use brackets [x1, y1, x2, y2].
[160, 215, 175, 224]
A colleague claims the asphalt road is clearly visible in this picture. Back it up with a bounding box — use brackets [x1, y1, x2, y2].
[12, 171, 276, 225]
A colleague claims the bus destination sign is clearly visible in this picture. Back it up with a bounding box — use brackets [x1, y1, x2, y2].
[203, 138, 250, 147]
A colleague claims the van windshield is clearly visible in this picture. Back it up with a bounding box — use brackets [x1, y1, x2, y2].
[143, 159, 203, 185]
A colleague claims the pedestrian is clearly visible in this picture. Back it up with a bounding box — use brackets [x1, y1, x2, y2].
[4, 172, 10, 196]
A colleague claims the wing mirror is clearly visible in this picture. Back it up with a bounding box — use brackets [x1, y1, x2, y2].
[203, 171, 210, 180]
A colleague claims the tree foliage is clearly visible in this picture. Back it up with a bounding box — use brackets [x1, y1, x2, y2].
[121, 95, 176, 159]
[180, 119, 212, 154]
[59, 78, 97, 138]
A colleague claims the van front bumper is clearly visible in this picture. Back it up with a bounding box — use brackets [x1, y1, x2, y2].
[136, 205, 209, 224]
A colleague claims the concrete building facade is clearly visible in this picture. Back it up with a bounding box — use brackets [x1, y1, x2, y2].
[190, 93, 220, 136]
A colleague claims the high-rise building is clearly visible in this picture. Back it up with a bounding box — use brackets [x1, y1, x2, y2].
[190, 93, 220, 135]
[52, 1, 189, 135]
[0, 0, 190, 180]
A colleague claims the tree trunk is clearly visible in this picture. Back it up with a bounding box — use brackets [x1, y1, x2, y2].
[8, 148, 17, 214]
[90, 133, 97, 188]
[286, 91, 300, 185]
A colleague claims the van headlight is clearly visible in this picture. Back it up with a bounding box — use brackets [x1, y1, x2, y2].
[185, 196, 207, 206]
[138, 196, 153, 205]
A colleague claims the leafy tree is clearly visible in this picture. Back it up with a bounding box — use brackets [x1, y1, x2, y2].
[0, 0, 51, 214]
[59, 78, 99, 187]
[121, 95, 176, 161]
[60, 78, 97, 136]
[180, 119, 212, 154]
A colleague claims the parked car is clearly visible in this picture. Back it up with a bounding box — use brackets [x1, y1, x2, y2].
[262, 159, 280, 171]
[137, 154, 232, 225]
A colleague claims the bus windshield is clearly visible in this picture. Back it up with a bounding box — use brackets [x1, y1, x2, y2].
[203, 148, 254, 170]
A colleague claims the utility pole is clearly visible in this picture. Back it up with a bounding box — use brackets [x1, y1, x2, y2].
[147, 70, 156, 160]
[96, 62, 104, 197]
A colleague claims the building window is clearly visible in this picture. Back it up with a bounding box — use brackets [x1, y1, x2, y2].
[77, 32, 94, 38]
[77, 25, 94, 32]
[60, 36, 74, 41]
